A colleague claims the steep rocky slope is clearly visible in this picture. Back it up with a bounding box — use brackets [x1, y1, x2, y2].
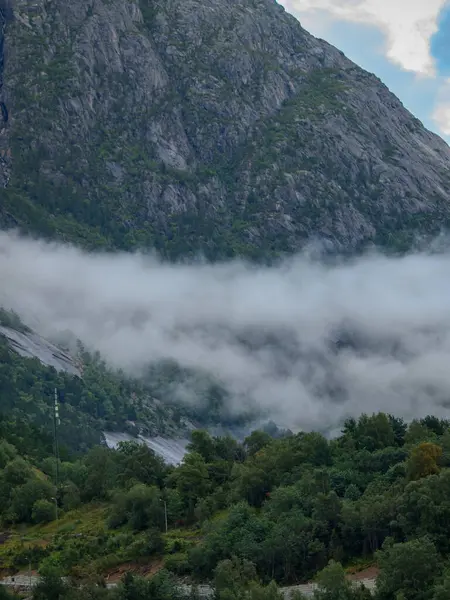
[0, 324, 81, 374]
[1, 0, 450, 259]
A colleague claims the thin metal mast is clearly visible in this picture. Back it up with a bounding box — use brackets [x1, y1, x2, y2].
[53, 388, 60, 490]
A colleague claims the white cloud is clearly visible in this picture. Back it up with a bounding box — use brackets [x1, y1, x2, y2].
[279, 0, 447, 76]
[432, 79, 450, 135]
[433, 102, 450, 135]
[5, 232, 450, 432]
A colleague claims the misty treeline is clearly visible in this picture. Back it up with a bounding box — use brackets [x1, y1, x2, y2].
[0, 329, 242, 457]
[2, 413, 450, 599]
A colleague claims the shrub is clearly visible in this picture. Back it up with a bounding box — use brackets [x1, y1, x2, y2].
[32, 499, 56, 524]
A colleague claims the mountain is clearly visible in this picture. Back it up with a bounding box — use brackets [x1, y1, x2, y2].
[1, 0, 450, 261]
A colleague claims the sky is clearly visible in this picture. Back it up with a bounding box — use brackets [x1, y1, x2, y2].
[278, 0, 450, 144]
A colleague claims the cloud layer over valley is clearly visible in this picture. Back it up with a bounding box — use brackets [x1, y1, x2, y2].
[2, 231, 450, 433]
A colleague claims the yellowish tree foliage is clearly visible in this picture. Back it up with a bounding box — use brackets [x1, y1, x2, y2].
[407, 442, 443, 481]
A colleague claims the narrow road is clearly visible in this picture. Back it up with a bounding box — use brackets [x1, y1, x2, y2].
[181, 578, 376, 598]
[0, 575, 377, 597]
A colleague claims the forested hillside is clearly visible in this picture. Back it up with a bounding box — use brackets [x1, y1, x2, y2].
[0, 303, 263, 456]
[0, 413, 448, 599]
[0, 327, 184, 453]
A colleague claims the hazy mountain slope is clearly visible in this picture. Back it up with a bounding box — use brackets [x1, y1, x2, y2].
[0, 323, 196, 452]
[1, 0, 450, 259]
[0, 306, 261, 448]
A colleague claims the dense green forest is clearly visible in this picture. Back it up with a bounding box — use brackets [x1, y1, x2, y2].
[0, 412, 449, 599]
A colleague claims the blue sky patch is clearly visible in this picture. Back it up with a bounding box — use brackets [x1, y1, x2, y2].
[279, 0, 450, 144]
[431, 4, 450, 77]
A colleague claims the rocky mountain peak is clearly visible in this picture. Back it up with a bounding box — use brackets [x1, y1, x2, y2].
[0, 0, 449, 259]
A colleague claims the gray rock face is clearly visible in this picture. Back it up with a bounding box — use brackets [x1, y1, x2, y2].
[103, 430, 189, 465]
[1, 0, 450, 256]
[0, 324, 82, 375]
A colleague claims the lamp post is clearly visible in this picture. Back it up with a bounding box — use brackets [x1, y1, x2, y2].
[51, 496, 58, 521]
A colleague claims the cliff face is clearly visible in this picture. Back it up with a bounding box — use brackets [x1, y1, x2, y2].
[1, 0, 450, 258]
[0, 1, 11, 188]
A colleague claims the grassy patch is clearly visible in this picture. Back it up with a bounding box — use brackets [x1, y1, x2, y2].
[0, 504, 108, 571]
[0, 504, 202, 578]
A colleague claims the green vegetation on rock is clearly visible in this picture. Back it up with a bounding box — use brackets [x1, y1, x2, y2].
[3, 0, 450, 259]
